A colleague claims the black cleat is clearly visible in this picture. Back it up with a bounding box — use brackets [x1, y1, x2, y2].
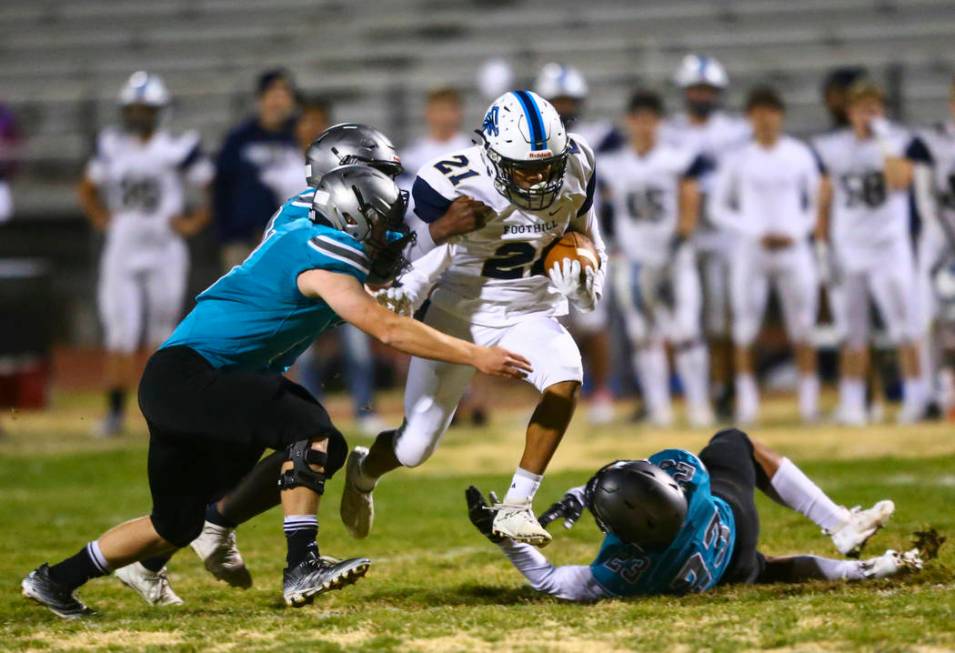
[22, 564, 94, 619]
[282, 552, 370, 607]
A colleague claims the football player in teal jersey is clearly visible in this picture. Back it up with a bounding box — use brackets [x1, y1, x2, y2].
[468, 429, 922, 601]
[21, 165, 532, 618]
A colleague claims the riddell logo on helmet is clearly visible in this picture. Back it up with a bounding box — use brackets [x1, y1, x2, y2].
[528, 150, 553, 159]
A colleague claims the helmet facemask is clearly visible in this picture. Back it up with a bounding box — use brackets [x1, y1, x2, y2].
[353, 186, 415, 286]
[484, 143, 568, 211]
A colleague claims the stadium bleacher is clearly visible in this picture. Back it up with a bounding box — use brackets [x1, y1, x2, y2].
[1, 0, 953, 217]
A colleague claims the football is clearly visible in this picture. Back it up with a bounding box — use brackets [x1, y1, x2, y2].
[544, 231, 599, 279]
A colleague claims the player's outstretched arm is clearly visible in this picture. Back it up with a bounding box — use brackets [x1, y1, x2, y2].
[298, 269, 532, 379]
[77, 175, 110, 231]
[465, 486, 607, 602]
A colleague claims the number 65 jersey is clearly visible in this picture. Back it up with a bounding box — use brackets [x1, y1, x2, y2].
[409, 136, 607, 327]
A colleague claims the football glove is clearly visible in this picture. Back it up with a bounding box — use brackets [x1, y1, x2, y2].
[538, 485, 586, 530]
[465, 485, 504, 543]
[372, 284, 415, 317]
[548, 259, 599, 311]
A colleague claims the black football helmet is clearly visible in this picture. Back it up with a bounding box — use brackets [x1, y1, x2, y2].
[584, 460, 688, 550]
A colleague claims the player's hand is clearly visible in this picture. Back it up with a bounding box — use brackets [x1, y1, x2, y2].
[90, 210, 111, 232]
[761, 234, 794, 251]
[473, 345, 533, 380]
[170, 214, 202, 237]
[549, 259, 598, 311]
[538, 486, 586, 530]
[430, 197, 493, 244]
[465, 485, 504, 543]
[372, 285, 415, 316]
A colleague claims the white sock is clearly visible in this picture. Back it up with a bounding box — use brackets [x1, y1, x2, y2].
[87, 540, 112, 574]
[771, 458, 849, 532]
[675, 343, 710, 411]
[793, 555, 868, 581]
[735, 372, 759, 422]
[635, 344, 670, 417]
[839, 377, 865, 414]
[798, 374, 820, 421]
[504, 467, 543, 504]
[902, 377, 926, 412]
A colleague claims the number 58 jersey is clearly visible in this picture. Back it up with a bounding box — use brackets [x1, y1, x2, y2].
[410, 136, 606, 327]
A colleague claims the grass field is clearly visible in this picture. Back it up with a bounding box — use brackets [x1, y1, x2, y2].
[1, 391, 954, 652]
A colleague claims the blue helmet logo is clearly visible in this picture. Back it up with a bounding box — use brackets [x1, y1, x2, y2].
[483, 106, 500, 136]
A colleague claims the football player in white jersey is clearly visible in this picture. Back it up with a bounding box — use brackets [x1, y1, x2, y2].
[342, 90, 607, 546]
[813, 80, 927, 425]
[661, 54, 752, 418]
[710, 87, 822, 424]
[911, 76, 955, 413]
[535, 62, 623, 424]
[600, 90, 713, 427]
[78, 72, 213, 437]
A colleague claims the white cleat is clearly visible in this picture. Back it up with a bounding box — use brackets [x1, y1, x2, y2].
[189, 522, 252, 588]
[828, 500, 895, 556]
[833, 404, 867, 427]
[491, 500, 552, 547]
[861, 548, 924, 579]
[340, 446, 375, 539]
[114, 563, 183, 606]
[896, 401, 927, 425]
[687, 404, 715, 429]
[587, 395, 615, 425]
[93, 413, 124, 439]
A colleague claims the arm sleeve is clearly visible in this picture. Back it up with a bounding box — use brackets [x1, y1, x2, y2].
[707, 158, 757, 237]
[85, 132, 110, 185]
[683, 154, 713, 180]
[212, 132, 240, 233]
[905, 136, 934, 165]
[395, 243, 453, 308]
[179, 132, 215, 187]
[568, 154, 609, 301]
[796, 150, 822, 238]
[412, 176, 454, 225]
[498, 541, 609, 602]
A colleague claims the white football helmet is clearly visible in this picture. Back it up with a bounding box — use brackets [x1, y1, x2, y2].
[534, 63, 589, 101]
[118, 71, 170, 107]
[479, 90, 569, 211]
[673, 54, 729, 90]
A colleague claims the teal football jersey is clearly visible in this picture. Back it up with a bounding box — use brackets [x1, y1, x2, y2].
[163, 189, 370, 372]
[589, 449, 736, 596]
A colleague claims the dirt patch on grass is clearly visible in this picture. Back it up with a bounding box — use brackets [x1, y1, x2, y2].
[29, 629, 183, 651]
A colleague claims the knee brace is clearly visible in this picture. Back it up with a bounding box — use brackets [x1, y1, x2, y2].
[278, 430, 348, 495]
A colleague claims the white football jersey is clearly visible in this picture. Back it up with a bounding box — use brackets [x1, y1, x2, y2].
[86, 127, 213, 263]
[399, 132, 473, 190]
[660, 111, 751, 194]
[916, 121, 955, 232]
[812, 124, 913, 268]
[408, 135, 605, 326]
[710, 135, 819, 242]
[600, 142, 702, 266]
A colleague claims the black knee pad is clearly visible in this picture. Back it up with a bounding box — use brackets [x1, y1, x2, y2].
[277, 429, 347, 495]
[149, 509, 204, 549]
[323, 428, 348, 478]
[711, 428, 753, 453]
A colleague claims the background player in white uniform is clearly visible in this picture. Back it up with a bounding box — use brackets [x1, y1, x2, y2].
[661, 54, 751, 418]
[344, 91, 607, 546]
[399, 87, 473, 192]
[77, 72, 213, 436]
[911, 77, 955, 411]
[813, 80, 926, 425]
[602, 90, 713, 428]
[710, 87, 822, 425]
[535, 62, 622, 424]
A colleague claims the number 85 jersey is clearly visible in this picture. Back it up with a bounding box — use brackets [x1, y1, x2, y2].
[409, 136, 606, 327]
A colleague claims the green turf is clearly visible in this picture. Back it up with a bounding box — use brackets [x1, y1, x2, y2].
[0, 436, 953, 652]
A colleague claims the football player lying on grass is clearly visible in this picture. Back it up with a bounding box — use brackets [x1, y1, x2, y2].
[467, 429, 923, 601]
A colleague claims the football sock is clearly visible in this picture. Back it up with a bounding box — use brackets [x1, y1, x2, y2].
[839, 377, 865, 415]
[48, 541, 112, 590]
[140, 554, 173, 573]
[902, 377, 926, 412]
[284, 515, 318, 568]
[675, 343, 710, 413]
[504, 467, 543, 504]
[107, 388, 126, 417]
[771, 458, 849, 532]
[206, 501, 238, 529]
[781, 555, 868, 581]
[634, 345, 670, 419]
[798, 374, 820, 421]
[734, 373, 759, 422]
